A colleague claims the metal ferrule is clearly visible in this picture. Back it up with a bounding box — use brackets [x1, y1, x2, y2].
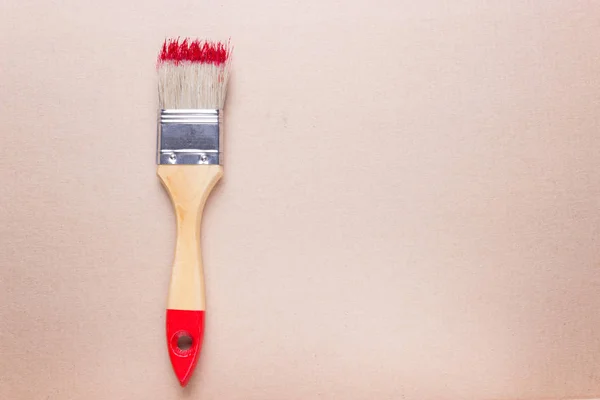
[157, 109, 223, 165]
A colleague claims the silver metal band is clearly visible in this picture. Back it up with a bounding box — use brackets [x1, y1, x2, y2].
[157, 109, 223, 165]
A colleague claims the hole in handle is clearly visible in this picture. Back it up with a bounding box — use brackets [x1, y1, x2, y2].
[177, 334, 193, 350]
[170, 330, 194, 356]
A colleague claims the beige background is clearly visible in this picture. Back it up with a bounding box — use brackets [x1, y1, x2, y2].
[1, 1, 600, 399]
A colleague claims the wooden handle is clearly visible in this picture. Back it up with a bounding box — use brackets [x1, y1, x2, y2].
[157, 164, 223, 386]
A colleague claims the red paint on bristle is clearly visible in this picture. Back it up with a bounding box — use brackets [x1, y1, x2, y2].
[158, 38, 228, 65]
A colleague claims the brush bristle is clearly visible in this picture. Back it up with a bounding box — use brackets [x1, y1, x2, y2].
[157, 38, 232, 109]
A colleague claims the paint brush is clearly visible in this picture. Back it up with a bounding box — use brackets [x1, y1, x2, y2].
[156, 37, 232, 386]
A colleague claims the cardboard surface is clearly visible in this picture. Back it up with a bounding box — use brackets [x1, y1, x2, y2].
[1, 1, 600, 399]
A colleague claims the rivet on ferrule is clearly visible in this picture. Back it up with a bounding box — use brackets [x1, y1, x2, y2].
[157, 109, 223, 165]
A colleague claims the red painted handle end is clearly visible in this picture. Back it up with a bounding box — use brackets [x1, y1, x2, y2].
[166, 309, 205, 386]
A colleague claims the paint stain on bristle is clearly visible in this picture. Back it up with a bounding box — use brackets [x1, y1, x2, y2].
[158, 38, 229, 66]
